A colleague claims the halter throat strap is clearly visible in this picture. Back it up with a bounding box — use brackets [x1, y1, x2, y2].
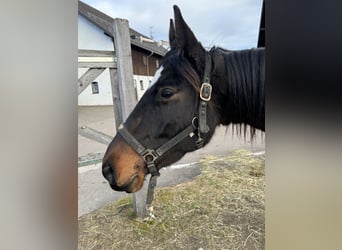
[198, 53, 212, 134]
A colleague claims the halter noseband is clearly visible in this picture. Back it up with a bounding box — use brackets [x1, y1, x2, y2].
[118, 52, 213, 177]
[117, 121, 196, 176]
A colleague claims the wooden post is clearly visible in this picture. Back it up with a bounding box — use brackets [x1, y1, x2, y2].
[111, 18, 136, 119]
[109, 68, 123, 128]
[110, 18, 148, 217]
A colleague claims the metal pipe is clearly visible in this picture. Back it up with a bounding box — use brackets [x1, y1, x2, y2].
[146, 50, 153, 77]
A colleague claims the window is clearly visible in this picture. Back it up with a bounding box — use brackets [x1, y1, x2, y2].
[140, 80, 144, 90]
[91, 82, 99, 94]
[156, 59, 159, 68]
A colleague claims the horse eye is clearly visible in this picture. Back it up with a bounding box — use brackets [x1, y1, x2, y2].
[160, 88, 175, 99]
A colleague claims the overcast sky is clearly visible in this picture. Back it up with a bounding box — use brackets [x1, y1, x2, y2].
[82, 0, 263, 50]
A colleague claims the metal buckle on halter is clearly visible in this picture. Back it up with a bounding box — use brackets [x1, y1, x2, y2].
[195, 137, 204, 149]
[200, 83, 212, 101]
[142, 149, 160, 176]
[142, 149, 159, 164]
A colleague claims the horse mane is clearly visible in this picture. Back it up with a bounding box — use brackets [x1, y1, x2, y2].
[210, 47, 265, 136]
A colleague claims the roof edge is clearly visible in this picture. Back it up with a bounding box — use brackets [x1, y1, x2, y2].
[78, 1, 167, 56]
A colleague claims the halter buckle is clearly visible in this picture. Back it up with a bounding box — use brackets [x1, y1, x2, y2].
[142, 149, 159, 163]
[195, 137, 204, 149]
[142, 149, 160, 176]
[200, 83, 212, 101]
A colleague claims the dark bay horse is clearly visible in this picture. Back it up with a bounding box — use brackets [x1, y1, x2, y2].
[103, 5, 264, 193]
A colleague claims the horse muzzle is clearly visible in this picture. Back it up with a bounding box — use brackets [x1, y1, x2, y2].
[102, 163, 141, 193]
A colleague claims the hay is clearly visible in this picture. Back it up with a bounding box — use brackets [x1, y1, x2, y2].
[79, 149, 265, 249]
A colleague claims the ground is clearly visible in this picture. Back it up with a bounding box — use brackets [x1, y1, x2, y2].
[78, 150, 265, 249]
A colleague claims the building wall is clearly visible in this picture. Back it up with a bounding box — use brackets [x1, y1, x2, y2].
[78, 15, 114, 50]
[134, 75, 153, 100]
[78, 15, 160, 106]
[78, 15, 114, 106]
[132, 47, 162, 76]
[78, 68, 114, 106]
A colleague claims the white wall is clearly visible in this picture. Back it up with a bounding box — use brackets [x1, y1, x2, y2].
[78, 68, 114, 106]
[134, 75, 153, 100]
[78, 15, 114, 50]
[78, 72, 151, 106]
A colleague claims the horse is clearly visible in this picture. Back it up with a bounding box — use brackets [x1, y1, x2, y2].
[102, 5, 264, 193]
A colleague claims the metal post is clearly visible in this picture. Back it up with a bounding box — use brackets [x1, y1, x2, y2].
[132, 182, 149, 217]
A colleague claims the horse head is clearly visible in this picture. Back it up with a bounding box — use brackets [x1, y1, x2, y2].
[102, 5, 219, 193]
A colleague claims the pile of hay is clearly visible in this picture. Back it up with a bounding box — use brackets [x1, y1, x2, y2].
[79, 149, 265, 249]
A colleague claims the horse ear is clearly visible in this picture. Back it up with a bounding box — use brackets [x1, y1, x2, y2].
[173, 5, 205, 71]
[169, 19, 176, 50]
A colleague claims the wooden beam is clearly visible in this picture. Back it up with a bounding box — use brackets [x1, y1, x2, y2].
[78, 61, 116, 68]
[78, 49, 115, 57]
[78, 126, 113, 145]
[109, 68, 123, 128]
[78, 49, 117, 68]
[78, 1, 114, 36]
[78, 68, 105, 95]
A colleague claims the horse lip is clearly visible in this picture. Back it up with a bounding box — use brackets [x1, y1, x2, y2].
[125, 174, 139, 193]
[110, 174, 139, 193]
[110, 184, 125, 192]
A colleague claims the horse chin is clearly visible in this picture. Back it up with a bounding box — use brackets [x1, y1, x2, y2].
[126, 173, 145, 193]
[110, 172, 145, 193]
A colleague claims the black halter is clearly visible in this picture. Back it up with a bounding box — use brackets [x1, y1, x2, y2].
[117, 52, 212, 215]
[118, 52, 212, 176]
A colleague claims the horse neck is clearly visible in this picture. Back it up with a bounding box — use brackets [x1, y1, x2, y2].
[211, 48, 265, 131]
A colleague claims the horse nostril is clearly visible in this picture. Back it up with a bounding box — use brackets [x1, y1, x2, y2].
[102, 163, 116, 184]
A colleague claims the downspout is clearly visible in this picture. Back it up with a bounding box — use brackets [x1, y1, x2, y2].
[146, 50, 154, 77]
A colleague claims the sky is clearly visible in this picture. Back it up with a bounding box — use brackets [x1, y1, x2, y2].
[82, 0, 263, 50]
